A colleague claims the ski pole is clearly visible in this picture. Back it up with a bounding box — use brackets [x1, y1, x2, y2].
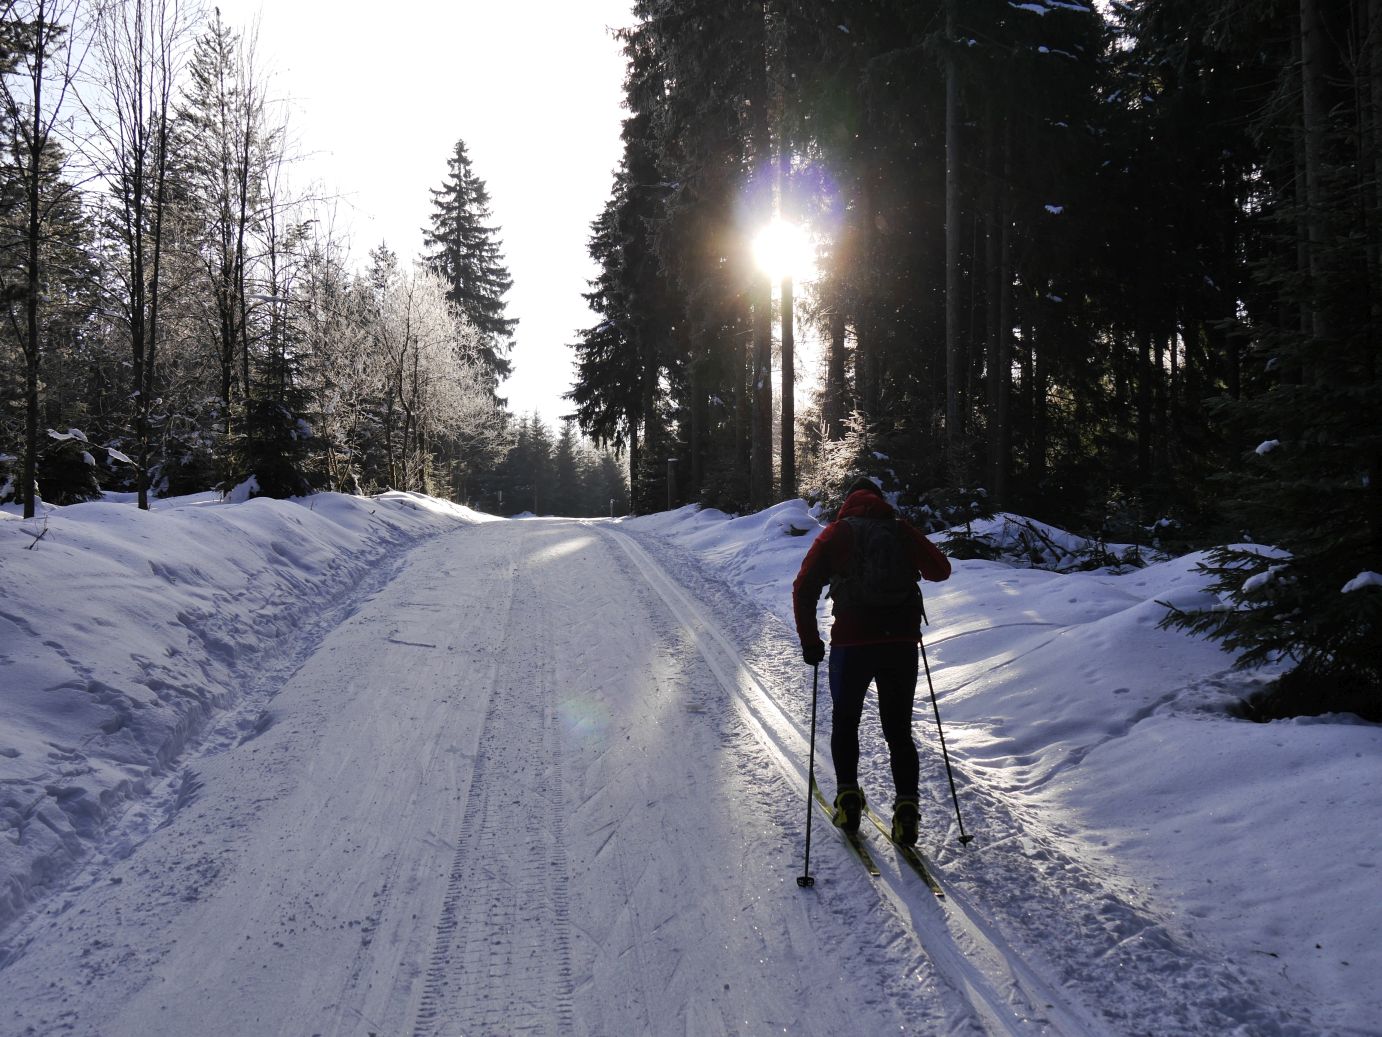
[919, 633, 974, 846]
[797, 662, 820, 888]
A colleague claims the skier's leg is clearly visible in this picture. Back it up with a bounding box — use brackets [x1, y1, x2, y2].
[875, 642, 920, 799]
[828, 644, 870, 790]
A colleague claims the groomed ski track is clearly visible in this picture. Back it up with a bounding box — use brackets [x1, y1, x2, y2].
[605, 526, 1102, 1037]
[609, 522, 1328, 1037]
[1, 517, 1327, 1036]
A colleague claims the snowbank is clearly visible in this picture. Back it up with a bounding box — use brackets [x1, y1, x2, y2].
[625, 502, 1381, 1033]
[0, 490, 490, 937]
[626, 500, 819, 620]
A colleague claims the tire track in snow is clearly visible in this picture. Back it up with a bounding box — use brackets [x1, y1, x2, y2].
[602, 526, 1103, 1037]
[411, 531, 575, 1037]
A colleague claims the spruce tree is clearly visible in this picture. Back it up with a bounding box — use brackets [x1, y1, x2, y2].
[551, 418, 581, 517]
[592, 450, 629, 517]
[1150, 0, 1382, 720]
[568, 193, 648, 482]
[170, 9, 268, 469]
[422, 139, 516, 391]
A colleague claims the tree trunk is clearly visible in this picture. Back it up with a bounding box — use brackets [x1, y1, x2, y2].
[854, 163, 878, 417]
[1137, 327, 1152, 484]
[1373, 0, 1382, 235]
[236, 66, 255, 424]
[628, 420, 640, 515]
[855, 315, 879, 418]
[733, 311, 751, 500]
[944, 0, 962, 470]
[748, 0, 774, 509]
[23, 358, 38, 518]
[221, 300, 235, 449]
[778, 57, 795, 500]
[984, 119, 1000, 501]
[21, 4, 46, 519]
[987, 134, 1012, 508]
[144, 96, 172, 508]
[1170, 320, 1180, 401]
[967, 211, 982, 433]
[750, 282, 773, 507]
[385, 364, 401, 488]
[131, 132, 150, 511]
[1222, 215, 1242, 400]
[1154, 330, 1169, 484]
[1300, 0, 1332, 342]
[994, 148, 1013, 507]
[824, 307, 847, 439]
[780, 273, 795, 499]
[689, 351, 705, 497]
[1368, 0, 1382, 350]
[1031, 324, 1048, 496]
[1018, 317, 1032, 488]
[641, 358, 660, 507]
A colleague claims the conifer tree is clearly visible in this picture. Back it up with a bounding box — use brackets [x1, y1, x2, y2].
[170, 9, 270, 468]
[1153, 0, 1382, 719]
[551, 417, 581, 517]
[591, 449, 628, 516]
[422, 138, 516, 391]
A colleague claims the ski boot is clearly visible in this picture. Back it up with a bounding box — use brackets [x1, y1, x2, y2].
[892, 796, 920, 847]
[832, 785, 864, 833]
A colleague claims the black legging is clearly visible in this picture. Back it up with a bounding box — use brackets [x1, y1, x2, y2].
[828, 641, 920, 799]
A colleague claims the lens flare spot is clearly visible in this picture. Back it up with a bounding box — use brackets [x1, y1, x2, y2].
[558, 697, 607, 741]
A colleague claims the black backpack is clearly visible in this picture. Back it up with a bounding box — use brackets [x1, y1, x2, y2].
[829, 516, 922, 610]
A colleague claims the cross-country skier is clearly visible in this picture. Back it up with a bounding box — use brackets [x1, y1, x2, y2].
[791, 477, 952, 846]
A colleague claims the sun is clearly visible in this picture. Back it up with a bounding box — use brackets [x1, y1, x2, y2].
[752, 218, 815, 282]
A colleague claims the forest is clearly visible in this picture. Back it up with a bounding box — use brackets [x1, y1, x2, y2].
[569, 0, 1380, 717]
[2, 0, 1378, 716]
[0, 0, 625, 519]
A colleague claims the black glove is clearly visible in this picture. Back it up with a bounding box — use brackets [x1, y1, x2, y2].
[802, 638, 826, 666]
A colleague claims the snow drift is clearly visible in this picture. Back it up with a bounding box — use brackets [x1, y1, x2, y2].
[0, 491, 488, 937]
[626, 502, 1381, 1035]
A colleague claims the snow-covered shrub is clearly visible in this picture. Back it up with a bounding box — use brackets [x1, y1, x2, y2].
[695, 453, 747, 515]
[150, 421, 219, 497]
[911, 485, 995, 540]
[1163, 544, 1381, 722]
[797, 410, 891, 516]
[220, 398, 318, 500]
[38, 429, 103, 505]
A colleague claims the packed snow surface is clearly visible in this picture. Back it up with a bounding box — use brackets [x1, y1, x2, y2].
[1, 493, 1376, 1035]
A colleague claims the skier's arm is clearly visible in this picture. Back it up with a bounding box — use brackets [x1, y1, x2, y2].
[903, 523, 952, 582]
[792, 524, 838, 658]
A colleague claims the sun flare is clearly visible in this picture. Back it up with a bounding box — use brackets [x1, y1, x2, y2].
[752, 218, 814, 282]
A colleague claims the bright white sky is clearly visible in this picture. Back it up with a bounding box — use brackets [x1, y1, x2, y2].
[213, 0, 635, 427]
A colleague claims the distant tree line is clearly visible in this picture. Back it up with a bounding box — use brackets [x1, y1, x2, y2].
[482, 413, 629, 518]
[570, 0, 1379, 717]
[0, 2, 628, 519]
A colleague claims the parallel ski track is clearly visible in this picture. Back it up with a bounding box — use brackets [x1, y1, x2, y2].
[411, 540, 575, 1037]
[604, 526, 1103, 1037]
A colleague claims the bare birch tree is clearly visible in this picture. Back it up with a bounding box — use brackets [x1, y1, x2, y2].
[368, 259, 507, 494]
[84, 0, 193, 509]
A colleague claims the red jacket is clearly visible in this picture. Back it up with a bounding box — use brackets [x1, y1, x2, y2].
[792, 489, 951, 648]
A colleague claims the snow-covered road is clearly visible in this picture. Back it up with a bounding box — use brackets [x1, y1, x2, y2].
[2, 519, 943, 1035]
[0, 513, 1346, 1036]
